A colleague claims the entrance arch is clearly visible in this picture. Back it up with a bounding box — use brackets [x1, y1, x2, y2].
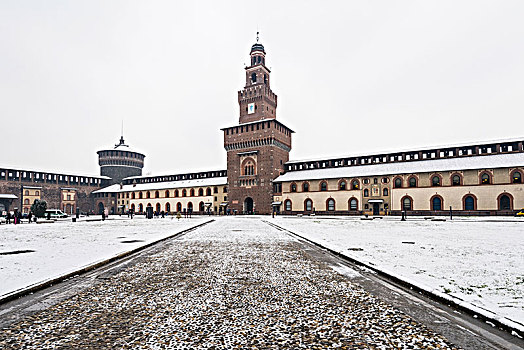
[498, 193, 513, 211]
[244, 197, 254, 214]
[98, 202, 104, 215]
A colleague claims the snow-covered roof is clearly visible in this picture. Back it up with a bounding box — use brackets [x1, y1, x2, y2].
[286, 136, 524, 164]
[123, 169, 226, 181]
[0, 194, 18, 199]
[97, 136, 145, 156]
[92, 176, 228, 194]
[275, 152, 524, 182]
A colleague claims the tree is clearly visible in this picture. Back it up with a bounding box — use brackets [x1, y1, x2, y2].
[31, 199, 47, 217]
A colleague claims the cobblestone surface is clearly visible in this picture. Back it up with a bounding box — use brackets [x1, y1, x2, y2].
[0, 218, 460, 349]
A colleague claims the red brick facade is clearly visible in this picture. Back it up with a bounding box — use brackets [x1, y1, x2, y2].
[223, 41, 293, 214]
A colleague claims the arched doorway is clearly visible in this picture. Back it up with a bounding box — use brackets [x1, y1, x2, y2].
[66, 204, 72, 214]
[98, 202, 104, 215]
[176, 202, 182, 212]
[498, 194, 512, 211]
[244, 197, 254, 214]
[187, 202, 193, 213]
[431, 196, 442, 211]
[199, 201, 205, 212]
[156, 203, 161, 213]
[464, 195, 475, 211]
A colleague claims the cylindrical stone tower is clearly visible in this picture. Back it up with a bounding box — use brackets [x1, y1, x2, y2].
[97, 136, 145, 186]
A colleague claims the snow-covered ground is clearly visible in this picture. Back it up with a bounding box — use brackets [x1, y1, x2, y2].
[0, 216, 209, 297]
[273, 215, 524, 325]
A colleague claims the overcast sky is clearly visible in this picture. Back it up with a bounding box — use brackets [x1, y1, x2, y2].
[1, 1, 523, 176]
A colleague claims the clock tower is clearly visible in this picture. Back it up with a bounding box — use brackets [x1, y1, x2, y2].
[222, 35, 293, 214]
[238, 37, 278, 124]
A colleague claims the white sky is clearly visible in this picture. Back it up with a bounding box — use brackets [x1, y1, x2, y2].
[1, 1, 523, 176]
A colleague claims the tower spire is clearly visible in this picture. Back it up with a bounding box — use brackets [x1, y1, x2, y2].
[256, 31, 259, 43]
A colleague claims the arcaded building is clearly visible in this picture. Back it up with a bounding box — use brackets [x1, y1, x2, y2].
[1, 38, 523, 216]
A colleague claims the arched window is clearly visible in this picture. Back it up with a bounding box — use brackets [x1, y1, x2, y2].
[464, 195, 476, 210]
[131, 192, 136, 199]
[290, 183, 297, 192]
[206, 188, 212, 196]
[320, 181, 327, 191]
[349, 198, 358, 211]
[327, 198, 335, 211]
[339, 180, 346, 190]
[35, 191, 39, 196]
[304, 199, 313, 211]
[402, 196, 412, 211]
[408, 177, 417, 188]
[243, 160, 255, 176]
[251, 73, 257, 83]
[432, 175, 441, 186]
[394, 178, 402, 188]
[452, 174, 461, 186]
[363, 189, 369, 197]
[24, 190, 29, 196]
[155, 191, 159, 198]
[176, 202, 182, 212]
[165, 190, 170, 198]
[24, 199, 30, 205]
[182, 189, 187, 197]
[165, 203, 171, 212]
[131, 204, 135, 212]
[512, 171, 522, 184]
[284, 199, 292, 211]
[174, 189, 179, 197]
[146, 191, 151, 199]
[302, 182, 309, 192]
[431, 196, 442, 211]
[190, 189, 195, 196]
[214, 187, 218, 193]
[198, 188, 204, 196]
[139, 192, 143, 199]
[138, 203, 143, 212]
[480, 172, 491, 185]
[156, 203, 161, 213]
[383, 188, 389, 196]
[351, 180, 360, 190]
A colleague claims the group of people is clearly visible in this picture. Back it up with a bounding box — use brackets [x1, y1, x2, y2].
[3, 210, 33, 224]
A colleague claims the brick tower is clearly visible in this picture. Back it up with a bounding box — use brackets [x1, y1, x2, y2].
[222, 35, 293, 214]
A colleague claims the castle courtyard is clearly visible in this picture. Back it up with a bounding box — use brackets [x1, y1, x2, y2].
[1, 217, 522, 349]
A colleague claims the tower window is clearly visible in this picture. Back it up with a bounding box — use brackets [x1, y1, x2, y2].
[251, 73, 257, 83]
[257, 56, 261, 63]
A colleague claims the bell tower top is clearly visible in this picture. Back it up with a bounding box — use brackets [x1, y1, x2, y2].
[238, 33, 277, 124]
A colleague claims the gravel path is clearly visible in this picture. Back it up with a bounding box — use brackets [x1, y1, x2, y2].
[0, 218, 460, 349]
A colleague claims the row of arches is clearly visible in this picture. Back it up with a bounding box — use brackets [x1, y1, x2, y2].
[394, 170, 522, 188]
[284, 198, 359, 212]
[400, 193, 514, 211]
[290, 179, 361, 192]
[288, 170, 523, 193]
[130, 201, 209, 214]
[282, 193, 515, 212]
[130, 187, 219, 200]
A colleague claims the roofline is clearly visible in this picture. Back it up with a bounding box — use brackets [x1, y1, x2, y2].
[285, 136, 524, 164]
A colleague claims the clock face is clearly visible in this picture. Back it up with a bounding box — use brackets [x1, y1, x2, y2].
[248, 103, 255, 114]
